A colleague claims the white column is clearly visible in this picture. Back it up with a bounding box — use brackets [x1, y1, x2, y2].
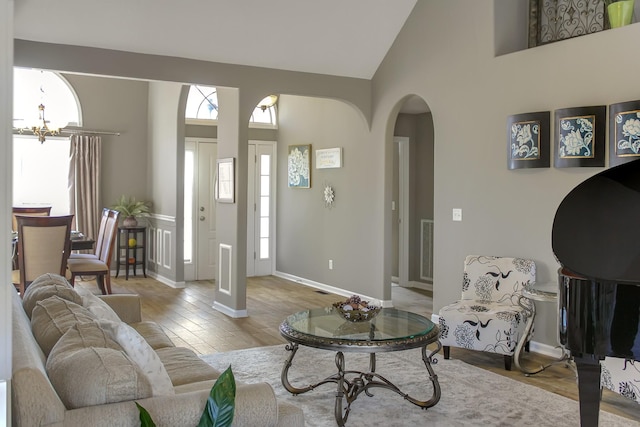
[212, 87, 248, 317]
[1, 1, 14, 424]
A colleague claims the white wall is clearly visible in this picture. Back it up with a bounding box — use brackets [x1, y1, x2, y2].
[373, 0, 640, 345]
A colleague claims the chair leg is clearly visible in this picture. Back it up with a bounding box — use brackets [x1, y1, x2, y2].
[96, 274, 106, 295]
[104, 273, 112, 295]
[504, 355, 513, 371]
[443, 346, 450, 360]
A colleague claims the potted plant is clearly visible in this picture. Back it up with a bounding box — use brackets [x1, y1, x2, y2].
[605, 0, 635, 28]
[111, 195, 151, 227]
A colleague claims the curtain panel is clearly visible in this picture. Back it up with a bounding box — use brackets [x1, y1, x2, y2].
[68, 135, 101, 242]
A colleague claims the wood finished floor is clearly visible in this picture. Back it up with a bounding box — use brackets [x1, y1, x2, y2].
[76, 275, 640, 422]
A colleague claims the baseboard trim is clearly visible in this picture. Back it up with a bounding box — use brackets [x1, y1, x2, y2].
[274, 271, 393, 308]
[409, 281, 433, 291]
[430, 314, 565, 359]
[146, 271, 185, 289]
[212, 301, 248, 318]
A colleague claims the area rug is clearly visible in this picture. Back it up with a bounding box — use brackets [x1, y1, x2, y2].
[201, 345, 638, 427]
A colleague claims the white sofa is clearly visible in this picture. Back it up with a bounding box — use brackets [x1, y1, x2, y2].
[12, 273, 304, 427]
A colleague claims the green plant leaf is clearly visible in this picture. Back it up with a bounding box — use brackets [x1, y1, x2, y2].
[197, 365, 236, 427]
[136, 402, 157, 427]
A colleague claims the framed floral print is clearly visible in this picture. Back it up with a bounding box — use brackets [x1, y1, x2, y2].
[288, 144, 311, 188]
[507, 111, 550, 170]
[609, 100, 640, 167]
[554, 106, 606, 168]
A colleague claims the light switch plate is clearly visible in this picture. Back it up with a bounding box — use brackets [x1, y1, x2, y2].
[452, 208, 462, 221]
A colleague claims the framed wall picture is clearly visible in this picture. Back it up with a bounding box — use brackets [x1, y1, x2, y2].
[216, 157, 235, 203]
[288, 144, 311, 188]
[316, 147, 342, 169]
[507, 111, 550, 170]
[554, 106, 606, 168]
[609, 100, 640, 167]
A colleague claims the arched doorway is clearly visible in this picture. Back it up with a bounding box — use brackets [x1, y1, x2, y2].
[390, 95, 434, 312]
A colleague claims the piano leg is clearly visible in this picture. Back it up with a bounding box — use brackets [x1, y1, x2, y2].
[574, 356, 602, 427]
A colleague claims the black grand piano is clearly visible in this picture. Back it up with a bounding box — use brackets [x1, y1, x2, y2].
[552, 158, 640, 426]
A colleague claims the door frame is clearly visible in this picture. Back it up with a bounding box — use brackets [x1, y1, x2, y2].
[394, 136, 410, 288]
[247, 140, 277, 276]
[184, 137, 217, 281]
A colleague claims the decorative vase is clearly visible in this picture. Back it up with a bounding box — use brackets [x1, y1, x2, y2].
[123, 216, 138, 227]
[608, 0, 635, 28]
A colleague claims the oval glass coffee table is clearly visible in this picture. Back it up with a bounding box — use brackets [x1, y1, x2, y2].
[279, 307, 441, 426]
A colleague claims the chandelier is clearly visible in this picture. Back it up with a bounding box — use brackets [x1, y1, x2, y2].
[19, 103, 66, 143]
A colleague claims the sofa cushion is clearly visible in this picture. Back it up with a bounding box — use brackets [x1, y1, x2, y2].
[22, 282, 83, 320]
[98, 320, 175, 396]
[31, 296, 95, 356]
[27, 273, 72, 291]
[76, 288, 121, 323]
[156, 347, 219, 386]
[48, 321, 122, 357]
[46, 346, 153, 409]
[130, 321, 175, 349]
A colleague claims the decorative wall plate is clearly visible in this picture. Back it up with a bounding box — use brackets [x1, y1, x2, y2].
[324, 185, 335, 208]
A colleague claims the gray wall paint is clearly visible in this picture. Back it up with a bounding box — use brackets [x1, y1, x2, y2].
[185, 124, 277, 141]
[277, 95, 379, 297]
[63, 74, 149, 210]
[373, 0, 640, 346]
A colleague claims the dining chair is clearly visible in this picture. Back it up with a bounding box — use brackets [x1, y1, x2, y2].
[13, 214, 74, 296]
[67, 209, 120, 294]
[68, 208, 109, 260]
[12, 206, 52, 232]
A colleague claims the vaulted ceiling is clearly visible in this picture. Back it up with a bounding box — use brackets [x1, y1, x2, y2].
[14, 0, 418, 79]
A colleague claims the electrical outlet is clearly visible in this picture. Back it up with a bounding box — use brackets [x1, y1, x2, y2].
[329, 260, 333, 270]
[452, 208, 462, 222]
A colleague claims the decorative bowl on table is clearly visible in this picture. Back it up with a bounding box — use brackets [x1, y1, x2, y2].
[333, 295, 381, 322]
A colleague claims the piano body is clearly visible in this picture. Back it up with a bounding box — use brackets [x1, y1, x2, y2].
[552, 158, 640, 426]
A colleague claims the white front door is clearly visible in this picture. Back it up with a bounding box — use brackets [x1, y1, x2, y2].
[197, 141, 218, 280]
[184, 139, 217, 281]
[247, 141, 275, 277]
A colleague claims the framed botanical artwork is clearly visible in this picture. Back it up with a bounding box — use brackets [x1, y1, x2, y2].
[288, 144, 311, 188]
[507, 111, 550, 170]
[609, 100, 640, 167]
[215, 157, 235, 203]
[554, 106, 606, 168]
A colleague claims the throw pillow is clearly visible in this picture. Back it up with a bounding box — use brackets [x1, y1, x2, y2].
[76, 289, 121, 323]
[47, 346, 153, 409]
[48, 321, 122, 357]
[31, 296, 95, 356]
[22, 283, 83, 320]
[99, 320, 175, 396]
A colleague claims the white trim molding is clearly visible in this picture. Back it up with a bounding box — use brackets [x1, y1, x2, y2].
[146, 271, 185, 289]
[212, 301, 248, 318]
[218, 244, 232, 295]
[274, 271, 393, 308]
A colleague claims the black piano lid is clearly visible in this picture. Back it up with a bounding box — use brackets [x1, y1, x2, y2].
[552, 158, 640, 285]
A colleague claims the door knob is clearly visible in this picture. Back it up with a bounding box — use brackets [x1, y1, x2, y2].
[199, 216, 205, 221]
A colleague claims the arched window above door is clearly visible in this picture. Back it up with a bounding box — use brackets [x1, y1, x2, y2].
[185, 85, 278, 128]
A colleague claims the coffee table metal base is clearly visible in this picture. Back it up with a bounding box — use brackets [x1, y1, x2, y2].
[281, 342, 442, 426]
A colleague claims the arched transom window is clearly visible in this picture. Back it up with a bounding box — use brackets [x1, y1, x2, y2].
[185, 85, 277, 128]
